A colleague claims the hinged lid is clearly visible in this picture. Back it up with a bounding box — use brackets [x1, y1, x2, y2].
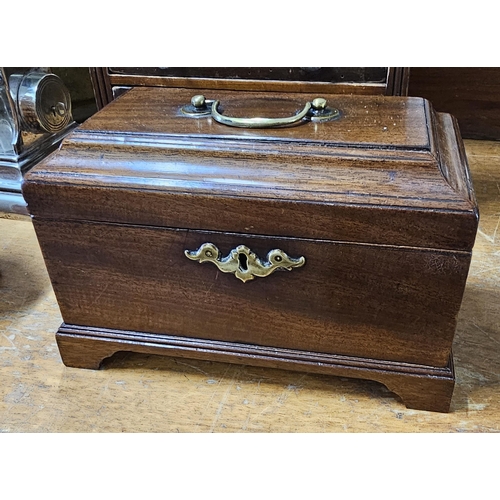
[22, 87, 478, 251]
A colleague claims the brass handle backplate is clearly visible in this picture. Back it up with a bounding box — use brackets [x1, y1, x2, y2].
[181, 95, 340, 128]
[184, 243, 305, 283]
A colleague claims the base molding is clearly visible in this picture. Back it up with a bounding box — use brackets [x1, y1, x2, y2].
[56, 323, 455, 413]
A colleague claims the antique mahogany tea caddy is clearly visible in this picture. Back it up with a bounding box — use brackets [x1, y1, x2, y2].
[23, 86, 479, 413]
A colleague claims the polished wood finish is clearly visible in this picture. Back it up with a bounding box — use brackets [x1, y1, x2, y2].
[1, 135, 498, 431]
[88, 67, 113, 110]
[80, 87, 426, 145]
[56, 324, 456, 413]
[23, 88, 478, 251]
[33, 219, 470, 367]
[409, 67, 500, 140]
[386, 67, 411, 96]
[108, 67, 390, 82]
[91, 67, 410, 109]
[22, 87, 478, 412]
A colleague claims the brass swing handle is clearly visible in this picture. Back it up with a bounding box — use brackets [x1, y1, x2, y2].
[181, 95, 340, 128]
[184, 243, 305, 283]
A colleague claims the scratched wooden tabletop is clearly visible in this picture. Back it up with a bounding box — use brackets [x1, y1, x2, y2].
[1, 139, 499, 433]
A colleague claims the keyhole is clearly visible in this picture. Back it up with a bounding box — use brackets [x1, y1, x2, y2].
[238, 253, 248, 271]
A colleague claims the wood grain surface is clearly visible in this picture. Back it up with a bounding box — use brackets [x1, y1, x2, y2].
[55, 324, 456, 413]
[20, 87, 480, 413]
[409, 67, 500, 140]
[1, 139, 498, 431]
[22, 88, 478, 251]
[89, 68, 410, 110]
[33, 219, 470, 368]
[78, 87, 430, 146]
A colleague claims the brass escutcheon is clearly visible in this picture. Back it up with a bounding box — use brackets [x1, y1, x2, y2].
[184, 243, 306, 283]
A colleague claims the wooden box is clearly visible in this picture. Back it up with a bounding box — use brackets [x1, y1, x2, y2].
[22, 87, 478, 412]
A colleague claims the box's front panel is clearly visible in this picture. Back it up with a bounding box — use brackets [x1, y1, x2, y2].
[33, 219, 471, 368]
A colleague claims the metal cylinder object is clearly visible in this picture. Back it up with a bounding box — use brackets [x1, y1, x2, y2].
[10, 71, 72, 134]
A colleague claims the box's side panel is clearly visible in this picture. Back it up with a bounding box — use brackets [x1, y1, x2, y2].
[32, 219, 472, 368]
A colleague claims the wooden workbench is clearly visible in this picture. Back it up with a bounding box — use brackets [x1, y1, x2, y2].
[1, 139, 499, 432]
